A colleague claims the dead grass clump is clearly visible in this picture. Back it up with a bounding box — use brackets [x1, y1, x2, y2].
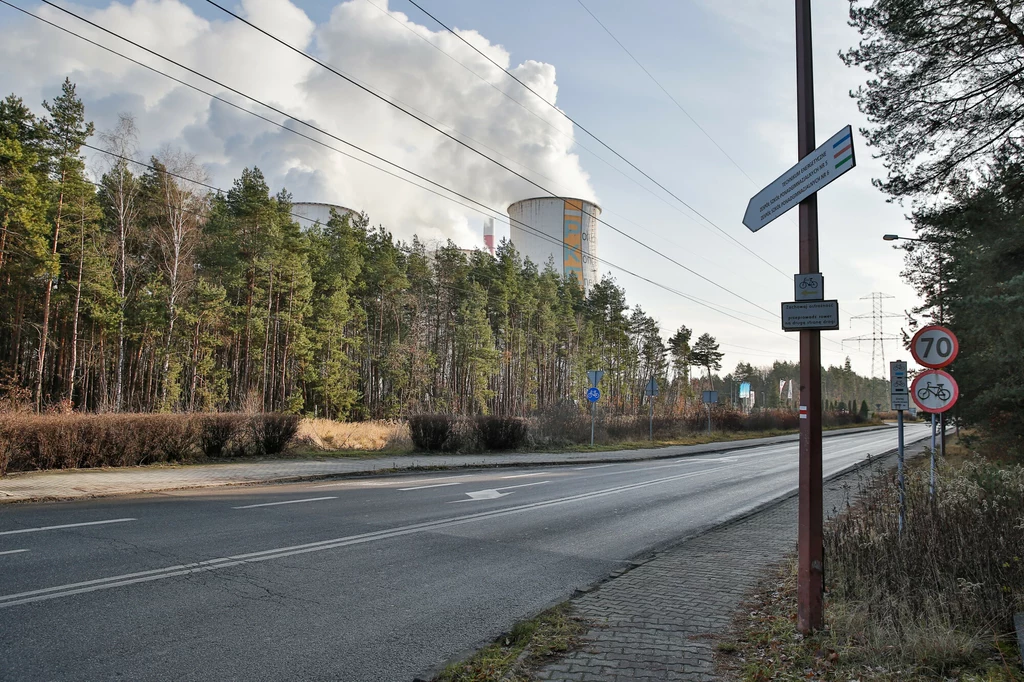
[297, 418, 411, 451]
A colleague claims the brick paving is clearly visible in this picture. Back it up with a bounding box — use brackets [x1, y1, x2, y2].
[0, 426, 889, 503]
[534, 450, 909, 682]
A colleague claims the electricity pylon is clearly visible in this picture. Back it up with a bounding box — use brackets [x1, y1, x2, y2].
[843, 292, 901, 378]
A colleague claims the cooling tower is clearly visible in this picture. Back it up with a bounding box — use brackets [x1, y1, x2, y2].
[507, 197, 600, 290]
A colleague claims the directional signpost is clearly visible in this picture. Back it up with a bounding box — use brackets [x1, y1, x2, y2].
[743, 125, 856, 233]
[586, 370, 604, 446]
[910, 325, 960, 499]
[701, 390, 718, 435]
[645, 378, 658, 441]
[742, 1, 860, 633]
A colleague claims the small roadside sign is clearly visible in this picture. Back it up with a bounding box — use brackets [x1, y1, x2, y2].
[911, 369, 958, 413]
[644, 378, 658, 397]
[743, 125, 856, 232]
[890, 360, 910, 411]
[702, 390, 718, 404]
[587, 370, 605, 387]
[794, 273, 824, 301]
[781, 300, 840, 331]
[586, 387, 601, 403]
[910, 325, 958, 369]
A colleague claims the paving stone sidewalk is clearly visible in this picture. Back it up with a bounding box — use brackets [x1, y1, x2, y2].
[0, 426, 890, 503]
[535, 449, 911, 682]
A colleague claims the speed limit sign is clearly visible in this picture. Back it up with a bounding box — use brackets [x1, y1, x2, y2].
[910, 325, 958, 369]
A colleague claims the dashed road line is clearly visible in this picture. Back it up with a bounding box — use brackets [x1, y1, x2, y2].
[233, 497, 337, 510]
[0, 518, 136, 536]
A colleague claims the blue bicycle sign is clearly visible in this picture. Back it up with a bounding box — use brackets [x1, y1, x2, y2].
[586, 387, 601, 403]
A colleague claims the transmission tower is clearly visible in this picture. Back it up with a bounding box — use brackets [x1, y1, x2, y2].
[843, 292, 901, 378]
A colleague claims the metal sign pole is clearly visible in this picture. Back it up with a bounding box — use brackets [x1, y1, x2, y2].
[897, 409, 906, 535]
[649, 393, 654, 441]
[591, 400, 595, 447]
[796, 0, 824, 634]
[930, 413, 937, 499]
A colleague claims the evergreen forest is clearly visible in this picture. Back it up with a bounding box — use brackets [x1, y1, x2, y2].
[0, 80, 889, 418]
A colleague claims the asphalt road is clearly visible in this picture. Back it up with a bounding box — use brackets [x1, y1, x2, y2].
[0, 425, 931, 681]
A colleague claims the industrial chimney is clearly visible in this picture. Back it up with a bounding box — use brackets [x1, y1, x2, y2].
[483, 217, 495, 256]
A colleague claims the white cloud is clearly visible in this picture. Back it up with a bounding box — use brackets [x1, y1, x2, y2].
[0, 0, 594, 246]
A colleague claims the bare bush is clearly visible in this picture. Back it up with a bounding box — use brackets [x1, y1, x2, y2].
[0, 413, 299, 474]
[825, 457, 1024, 656]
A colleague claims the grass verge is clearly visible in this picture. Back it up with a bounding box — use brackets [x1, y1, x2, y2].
[716, 558, 1022, 681]
[432, 604, 590, 682]
[715, 434, 1024, 682]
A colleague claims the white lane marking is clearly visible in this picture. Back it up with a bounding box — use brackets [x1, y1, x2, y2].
[572, 464, 616, 470]
[500, 472, 548, 479]
[458, 480, 552, 502]
[233, 497, 337, 510]
[0, 518, 136, 536]
[397, 482, 464, 491]
[0, 549, 29, 556]
[0, 465, 731, 609]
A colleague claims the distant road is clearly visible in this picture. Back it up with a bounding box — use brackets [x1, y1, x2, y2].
[0, 425, 930, 681]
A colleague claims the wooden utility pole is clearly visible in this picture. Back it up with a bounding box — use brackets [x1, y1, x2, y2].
[795, 0, 824, 633]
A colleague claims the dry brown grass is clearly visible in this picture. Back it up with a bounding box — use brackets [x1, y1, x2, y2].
[296, 418, 411, 452]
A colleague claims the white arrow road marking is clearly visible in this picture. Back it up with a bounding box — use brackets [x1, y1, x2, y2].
[0, 518, 136, 536]
[0, 465, 730, 609]
[457, 480, 551, 502]
[233, 497, 337, 509]
[0, 549, 29, 556]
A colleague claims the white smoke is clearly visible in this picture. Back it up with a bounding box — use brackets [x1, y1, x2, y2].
[0, 0, 596, 246]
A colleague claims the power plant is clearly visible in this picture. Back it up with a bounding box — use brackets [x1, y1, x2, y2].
[508, 197, 600, 291]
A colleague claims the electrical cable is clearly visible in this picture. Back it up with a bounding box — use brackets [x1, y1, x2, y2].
[358, 0, 756, 262]
[2, 1, 805, 344]
[203, 0, 785, 316]
[400, 0, 789, 279]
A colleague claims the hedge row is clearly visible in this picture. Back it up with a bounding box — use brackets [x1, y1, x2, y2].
[409, 408, 877, 452]
[408, 415, 530, 453]
[0, 413, 300, 476]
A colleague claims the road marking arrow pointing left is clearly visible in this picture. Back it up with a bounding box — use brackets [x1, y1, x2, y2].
[454, 480, 551, 503]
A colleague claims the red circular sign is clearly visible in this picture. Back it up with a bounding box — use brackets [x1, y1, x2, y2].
[910, 369, 959, 413]
[910, 325, 959, 369]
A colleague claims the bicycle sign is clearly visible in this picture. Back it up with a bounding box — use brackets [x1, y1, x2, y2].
[794, 273, 824, 301]
[586, 387, 601, 403]
[910, 325, 958, 369]
[910, 369, 958, 413]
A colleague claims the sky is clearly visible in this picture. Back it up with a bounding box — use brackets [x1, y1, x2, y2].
[0, 0, 922, 379]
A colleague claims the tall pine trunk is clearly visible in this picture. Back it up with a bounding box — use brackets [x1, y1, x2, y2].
[35, 168, 66, 410]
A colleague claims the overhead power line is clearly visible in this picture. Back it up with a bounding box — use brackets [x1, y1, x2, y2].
[574, 0, 756, 186]
[357, 0, 752, 261]
[204, 0, 784, 316]
[1, 0, 790, 340]
[399, 0, 788, 279]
